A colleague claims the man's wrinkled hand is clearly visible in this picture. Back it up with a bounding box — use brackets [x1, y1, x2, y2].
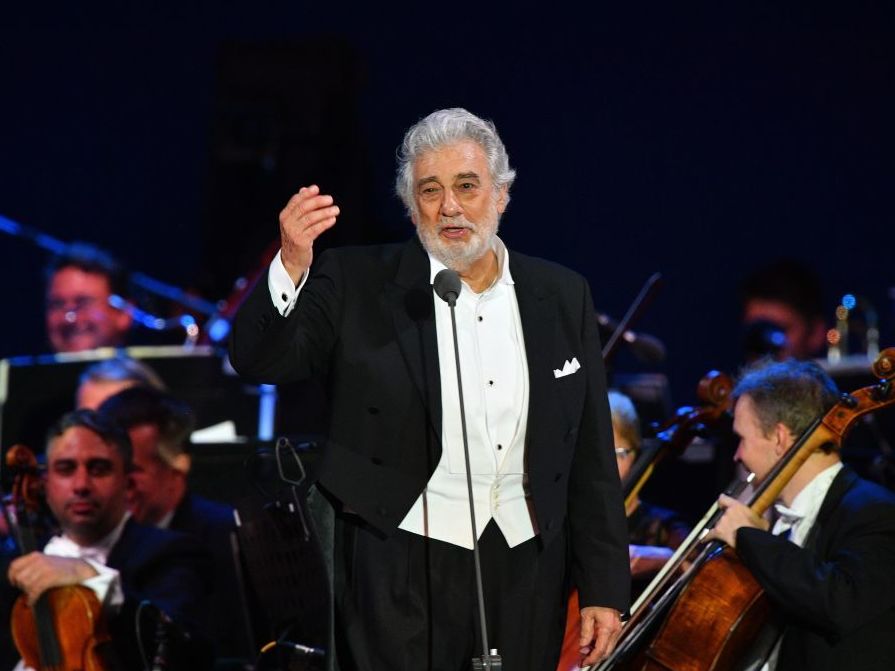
[579, 605, 623, 666]
[703, 494, 768, 548]
[279, 184, 340, 285]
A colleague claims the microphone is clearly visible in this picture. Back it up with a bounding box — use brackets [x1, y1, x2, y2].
[434, 268, 462, 306]
[433, 269, 502, 670]
[596, 312, 666, 364]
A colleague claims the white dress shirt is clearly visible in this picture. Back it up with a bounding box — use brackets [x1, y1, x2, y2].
[267, 239, 536, 549]
[398, 240, 534, 548]
[41, 512, 129, 609]
[761, 462, 843, 671]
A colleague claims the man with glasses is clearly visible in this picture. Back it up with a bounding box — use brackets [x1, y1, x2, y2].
[44, 242, 132, 353]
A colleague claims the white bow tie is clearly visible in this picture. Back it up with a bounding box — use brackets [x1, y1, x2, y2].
[774, 503, 804, 527]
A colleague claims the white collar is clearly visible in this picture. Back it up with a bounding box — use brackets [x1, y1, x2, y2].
[774, 462, 842, 530]
[45, 511, 131, 563]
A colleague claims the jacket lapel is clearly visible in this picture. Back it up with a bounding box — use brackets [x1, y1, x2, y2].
[105, 517, 136, 570]
[804, 466, 857, 553]
[510, 256, 559, 439]
[385, 239, 443, 435]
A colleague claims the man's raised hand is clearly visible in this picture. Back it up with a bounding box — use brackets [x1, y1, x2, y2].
[279, 185, 340, 285]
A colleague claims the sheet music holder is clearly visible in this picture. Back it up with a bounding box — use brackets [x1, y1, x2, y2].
[0, 346, 260, 456]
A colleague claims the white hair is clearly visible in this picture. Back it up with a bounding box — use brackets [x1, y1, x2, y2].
[395, 108, 516, 217]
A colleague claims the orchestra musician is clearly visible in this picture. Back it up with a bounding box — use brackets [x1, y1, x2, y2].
[705, 359, 895, 670]
[557, 391, 690, 671]
[75, 356, 166, 410]
[609, 390, 690, 596]
[44, 243, 132, 354]
[1, 409, 214, 670]
[739, 260, 827, 362]
[97, 386, 249, 663]
[229, 107, 630, 670]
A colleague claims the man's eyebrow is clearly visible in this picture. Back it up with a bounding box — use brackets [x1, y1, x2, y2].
[416, 176, 440, 188]
[455, 172, 481, 180]
[87, 458, 114, 466]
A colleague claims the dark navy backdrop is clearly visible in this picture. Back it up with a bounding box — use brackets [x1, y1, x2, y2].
[1, 3, 892, 406]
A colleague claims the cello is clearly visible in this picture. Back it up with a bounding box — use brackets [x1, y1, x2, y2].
[557, 371, 733, 671]
[593, 347, 895, 671]
[4, 444, 112, 671]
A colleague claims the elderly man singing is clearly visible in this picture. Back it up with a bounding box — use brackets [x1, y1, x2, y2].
[230, 108, 630, 671]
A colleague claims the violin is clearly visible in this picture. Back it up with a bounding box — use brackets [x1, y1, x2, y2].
[591, 347, 895, 671]
[623, 370, 732, 510]
[5, 444, 112, 671]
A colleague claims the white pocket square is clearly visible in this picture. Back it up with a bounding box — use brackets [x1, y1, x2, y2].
[553, 357, 581, 378]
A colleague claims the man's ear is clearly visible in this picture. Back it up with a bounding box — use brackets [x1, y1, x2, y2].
[495, 185, 509, 214]
[114, 302, 134, 332]
[170, 453, 191, 475]
[773, 423, 793, 456]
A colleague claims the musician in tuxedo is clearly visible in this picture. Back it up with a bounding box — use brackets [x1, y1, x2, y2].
[229, 108, 630, 670]
[608, 391, 689, 595]
[3, 409, 213, 670]
[707, 359, 895, 670]
[97, 385, 249, 662]
[75, 355, 166, 410]
[44, 242, 132, 354]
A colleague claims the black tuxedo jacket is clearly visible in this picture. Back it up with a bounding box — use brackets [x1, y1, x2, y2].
[230, 239, 630, 610]
[106, 518, 214, 669]
[737, 467, 895, 670]
[169, 493, 251, 660]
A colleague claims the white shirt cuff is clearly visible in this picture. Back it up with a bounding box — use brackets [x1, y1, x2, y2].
[268, 250, 309, 317]
[82, 558, 124, 610]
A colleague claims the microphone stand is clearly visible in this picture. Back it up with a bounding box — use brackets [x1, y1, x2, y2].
[601, 272, 662, 363]
[108, 294, 200, 347]
[0, 213, 220, 317]
[436, 270, 502, 670]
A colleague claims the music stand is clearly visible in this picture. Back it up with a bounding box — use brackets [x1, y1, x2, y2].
[0, 346, 260, 457]
[232, 440, 330, 671]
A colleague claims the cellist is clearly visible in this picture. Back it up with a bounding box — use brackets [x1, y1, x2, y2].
[1, 409, 214, 670]
[705, 359, 895, 670]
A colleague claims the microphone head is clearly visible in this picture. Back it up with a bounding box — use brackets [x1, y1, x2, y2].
[622, 331, 667, 364]
[433, 269, 461, 306]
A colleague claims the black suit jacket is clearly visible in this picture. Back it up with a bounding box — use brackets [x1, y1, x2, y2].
[106, 518, 214, 669]
[737, 467, 895, 670]
[230, 239, 630, 610]
[169, 492, 252, 660]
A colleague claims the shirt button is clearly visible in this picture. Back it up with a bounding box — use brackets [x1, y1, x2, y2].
[488, 380, 494, 386]
[281, 292, 289, 302]
[497, 444, 503, 451]
[478, 316, 483, 322]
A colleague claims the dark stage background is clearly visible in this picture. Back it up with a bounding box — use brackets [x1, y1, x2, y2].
[2, 2, 893, 410]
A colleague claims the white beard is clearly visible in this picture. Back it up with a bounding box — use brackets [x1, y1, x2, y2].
[415, 206, 500, 273]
